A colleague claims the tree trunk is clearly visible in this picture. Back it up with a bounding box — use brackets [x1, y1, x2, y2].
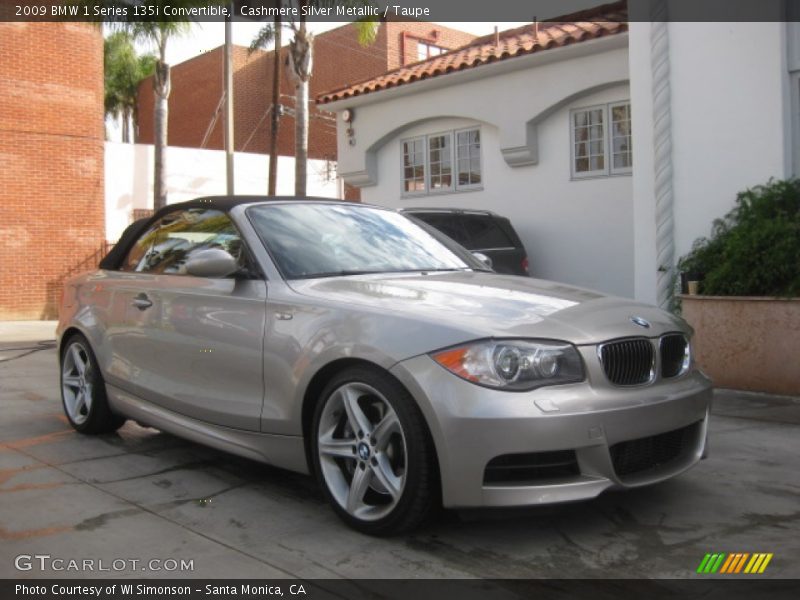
[122, 108, 131, 144]
[294, 77, 308, 197]
[268, 10, 281, 196]
[132, 103, 140, 143]
[288, 21, 313, 198]
[153, 55, 171, 210]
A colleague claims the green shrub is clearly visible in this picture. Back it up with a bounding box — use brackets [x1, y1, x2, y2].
[678, 178, 800, 297]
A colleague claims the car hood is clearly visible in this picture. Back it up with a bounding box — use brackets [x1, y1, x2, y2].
[287, 271, 688, 346]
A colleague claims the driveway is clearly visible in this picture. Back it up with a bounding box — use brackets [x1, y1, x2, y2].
[1, 325, 798, 580]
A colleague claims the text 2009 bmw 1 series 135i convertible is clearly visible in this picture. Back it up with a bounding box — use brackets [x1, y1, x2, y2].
[58, 197, 712, 535]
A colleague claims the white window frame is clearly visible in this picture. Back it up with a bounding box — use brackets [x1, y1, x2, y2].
[426, 130, 455, 193]
[608, 100, 633, 176]
[570, 101, 632, 179]
[400, 127, 482, 197]
[454, 127, 483, 191]
[570, 103, 608, 178]
[401, 136, 427, 196]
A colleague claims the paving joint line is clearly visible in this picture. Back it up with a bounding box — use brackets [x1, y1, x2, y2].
[10, 444, 306, 580]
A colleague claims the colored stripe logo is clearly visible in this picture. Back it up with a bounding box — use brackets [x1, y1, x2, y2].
[697, 552, 773, 574]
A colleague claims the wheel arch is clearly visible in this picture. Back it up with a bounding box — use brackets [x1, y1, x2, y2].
[59, 325, 110, 379]
[58, 325, 126, 434]
[301, 358, 380, 471]
[58, 326, 90, 360]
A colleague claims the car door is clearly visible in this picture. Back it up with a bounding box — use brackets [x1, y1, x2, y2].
[104, 208, 267, 431]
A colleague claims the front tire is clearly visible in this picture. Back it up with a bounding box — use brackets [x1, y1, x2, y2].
[311, 367, 439, 535]
[60, 334, 125, 434]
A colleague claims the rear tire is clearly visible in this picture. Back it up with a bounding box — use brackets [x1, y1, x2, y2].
[311, 367, 439, 535]
[60, 334, 125, 434]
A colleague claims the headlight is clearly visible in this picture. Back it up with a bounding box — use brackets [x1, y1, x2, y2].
[431, 339, 585, 391]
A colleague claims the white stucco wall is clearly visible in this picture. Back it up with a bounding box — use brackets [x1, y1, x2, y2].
[629, 20, 790, 303]
[361, 89, 634, 297]
[628, 22, 659, 304]
[334, 38, 635, 297]
[334, 23, 792, 303]
[105, 143, 341, 241]
[670, 22, 789, 254]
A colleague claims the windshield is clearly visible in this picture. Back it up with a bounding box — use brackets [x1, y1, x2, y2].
[247, 203, 475, 279]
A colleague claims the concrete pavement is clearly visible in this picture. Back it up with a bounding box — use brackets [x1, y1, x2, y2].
[1, 323, 798, 579]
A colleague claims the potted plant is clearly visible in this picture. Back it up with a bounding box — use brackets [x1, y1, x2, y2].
[677, 178, 800, 395]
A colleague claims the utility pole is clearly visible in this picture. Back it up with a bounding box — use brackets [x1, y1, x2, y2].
[269, 7, 282, 196]
[224, 9, 235, 195]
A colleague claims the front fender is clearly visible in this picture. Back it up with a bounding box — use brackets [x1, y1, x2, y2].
[260, 282, 483, 435]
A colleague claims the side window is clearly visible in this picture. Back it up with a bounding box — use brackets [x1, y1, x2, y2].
[460, 215, 513, 250]
[121, 209, 245, 276]
[415, 214, 470, 247]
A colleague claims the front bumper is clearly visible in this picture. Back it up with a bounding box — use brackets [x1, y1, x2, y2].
[390, 354, 713, 508]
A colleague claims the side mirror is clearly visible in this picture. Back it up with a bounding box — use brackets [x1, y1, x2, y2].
[471, 251, 493, 270]
[185, 248, 238, 278]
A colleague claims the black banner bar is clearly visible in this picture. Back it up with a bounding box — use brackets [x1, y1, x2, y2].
[2, 579, 800, 600]
[1, 0, 800, 23]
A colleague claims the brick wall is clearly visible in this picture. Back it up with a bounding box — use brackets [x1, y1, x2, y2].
[384, 22, 478, 70]
[0, 22, 105, 320]
[137, 46, 224, 151]
[138, 45, 298, 157]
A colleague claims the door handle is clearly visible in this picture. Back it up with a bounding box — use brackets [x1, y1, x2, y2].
[132, 294, 153, 310]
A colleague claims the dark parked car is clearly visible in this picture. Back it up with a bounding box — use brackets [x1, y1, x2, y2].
[401, 208, 530, 276]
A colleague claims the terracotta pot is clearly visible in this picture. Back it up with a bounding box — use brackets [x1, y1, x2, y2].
[679, 295, 800, 396]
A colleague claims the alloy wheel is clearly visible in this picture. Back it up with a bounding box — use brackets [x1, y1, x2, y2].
[61, 341, 94, 426]
[317, 382, 407, 521]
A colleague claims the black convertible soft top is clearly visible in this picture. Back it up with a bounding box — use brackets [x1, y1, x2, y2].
[98, 195, 337, 271]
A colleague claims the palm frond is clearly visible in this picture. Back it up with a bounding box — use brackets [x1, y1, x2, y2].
[103, 29, 155, 119]
[70, 1, 209, 37]
[249, 25, 276, 54]
[312, 0, 380, 45]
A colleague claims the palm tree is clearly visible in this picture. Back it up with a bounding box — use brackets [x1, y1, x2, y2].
[251, 1, 378, 196]
[247, 1, 283, 196]
[104, 31, 155, 143]
[78, 1, 201, 209]
[129, 20, 194, 210]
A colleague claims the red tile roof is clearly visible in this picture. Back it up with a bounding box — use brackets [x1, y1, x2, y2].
[317, 1, 628, 105]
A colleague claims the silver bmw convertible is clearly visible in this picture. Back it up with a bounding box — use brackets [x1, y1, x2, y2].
[58, 197, 712, 535]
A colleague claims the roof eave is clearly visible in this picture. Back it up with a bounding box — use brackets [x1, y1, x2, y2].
[320, 31, 629, 112]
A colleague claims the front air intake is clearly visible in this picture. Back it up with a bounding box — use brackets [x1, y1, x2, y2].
[611, 421, 701, 477]
[483, 450, 580, 486]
